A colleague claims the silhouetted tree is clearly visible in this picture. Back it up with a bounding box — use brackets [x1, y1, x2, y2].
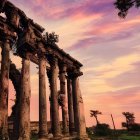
[90, 110, 102, 125]
[114, 0, 140, 18]
[122, 112, 135, 130]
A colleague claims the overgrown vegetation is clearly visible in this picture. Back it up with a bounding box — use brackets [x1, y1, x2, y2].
[94, 123, 112, 136]
[87, 128, 140, 140]
[119, 134, 140, 140]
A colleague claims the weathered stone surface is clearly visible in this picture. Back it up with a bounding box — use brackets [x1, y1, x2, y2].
[59, 64, 69, 135]
[0, 62, 21, 140]
[39, 57, 48, 138]
[72, 76, 87, 138]
[0, 40, 11, 140]
[67, 77, 75, 135]
[47, 57, 61, 138]
[18, 58, 31, 140]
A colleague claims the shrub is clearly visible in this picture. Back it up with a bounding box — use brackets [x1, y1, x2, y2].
[130, 123, 140, 131]
[94, 123, 111, 136]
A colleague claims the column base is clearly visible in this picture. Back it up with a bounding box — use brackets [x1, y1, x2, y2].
[70, 131, 77, 136]
[38, 135, 90, 140]
[0, 135, 9, 140]
[50, 134, 63, 140]
[0, 128, 9, 140]
[62, 132, 69, 137]
[54, 135, 90, 140]
[39, 133, 48, 139]
[77, 134, 90, 140]
[38, 133, 53, 140]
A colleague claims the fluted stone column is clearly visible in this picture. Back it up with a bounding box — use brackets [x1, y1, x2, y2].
[39, 57, 48, 138]
[67, 77, 75, 135]
[72, 71, 87, 138]
[18, 58, 31, 140]
[59, 63, 69, 135]
[47, 57, 61, 138]
[0, 40, 11, 140]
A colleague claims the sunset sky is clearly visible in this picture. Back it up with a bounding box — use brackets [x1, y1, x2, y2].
[0, 0, 140, 129]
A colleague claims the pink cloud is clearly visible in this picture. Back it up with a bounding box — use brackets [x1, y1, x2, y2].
[84, 86, 140, 128]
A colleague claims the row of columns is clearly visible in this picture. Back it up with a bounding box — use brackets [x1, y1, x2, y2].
[0, 42, 87, 140]
[47, 57, 87, 138]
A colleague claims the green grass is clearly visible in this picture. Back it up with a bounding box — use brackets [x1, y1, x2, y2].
[88, 134, 140, 140]
[119, 134, 140, 140]
[31, 133, 140, 140]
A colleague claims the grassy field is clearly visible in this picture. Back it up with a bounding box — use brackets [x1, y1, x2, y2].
[119, 134, 140, 140]
[88, 134, 140, 140]
[31, 133, 140, 140]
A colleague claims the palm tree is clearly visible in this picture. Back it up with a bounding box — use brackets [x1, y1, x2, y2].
[90, 110, 102, 125]
[114, 0, 140, 18]
[122, 112, 135, 130]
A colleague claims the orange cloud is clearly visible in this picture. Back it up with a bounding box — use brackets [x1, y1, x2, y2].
[84, 87, 140, 128]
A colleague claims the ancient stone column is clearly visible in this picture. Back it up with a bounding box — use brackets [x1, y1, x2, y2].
[38, 56, 48, 138]
[47, 57, 61, 138]
[72, 71, 87, 138]
[67, 77, 75, 135]
[9, 63, 21, 140]
[59, 63, 69, 135]
[18, 58, 31, 140]
[0, 39, 11, 140]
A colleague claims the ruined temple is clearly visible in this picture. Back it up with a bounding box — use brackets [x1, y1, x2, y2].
[0, 0, 89, 139]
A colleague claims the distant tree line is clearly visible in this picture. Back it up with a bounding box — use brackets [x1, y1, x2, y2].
[90, 110, 140, 136]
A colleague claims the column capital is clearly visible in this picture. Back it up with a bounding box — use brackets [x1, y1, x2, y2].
[67, 68, 83, 79]
[48, 55, 58, 67]
[0, 16, 17, 43]
[37, 41, 46, 53]
[2, 33, 17, 45]
[1, 1, 21, 28]
[21, 52, 31, 60]
[4, 2, 20, 28]
[58, 62, 67, 74]
[37, 51, 46, 60]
